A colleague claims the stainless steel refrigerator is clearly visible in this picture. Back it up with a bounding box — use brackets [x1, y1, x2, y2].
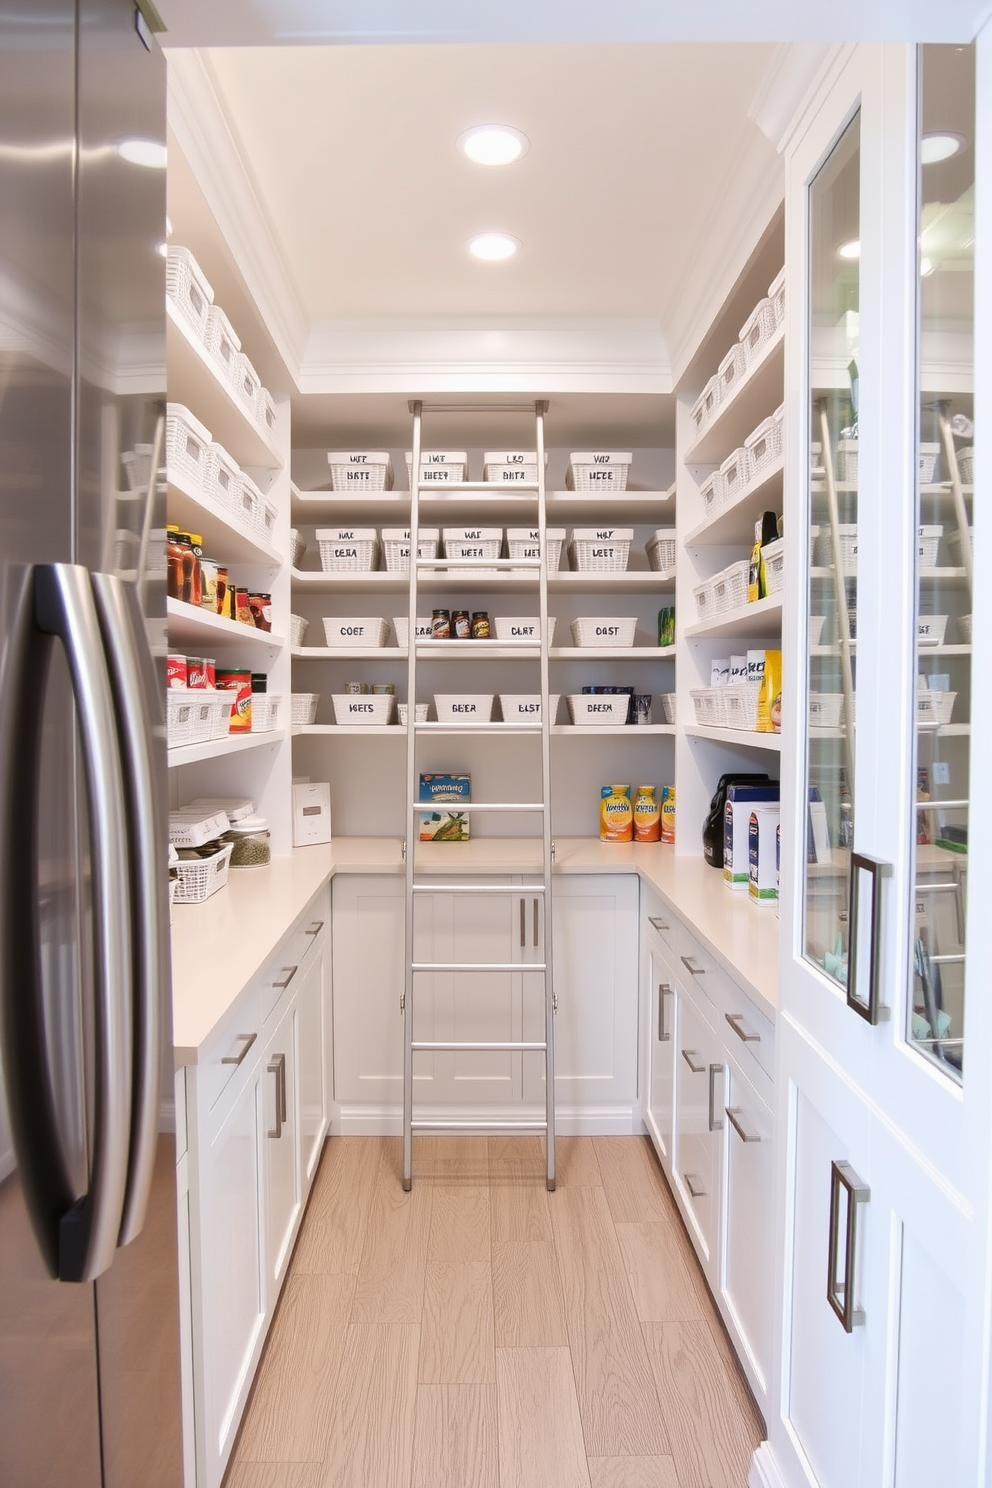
[0, 2, 184, 1484]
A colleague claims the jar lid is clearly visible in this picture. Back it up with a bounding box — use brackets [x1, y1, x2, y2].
[229, 814, 269, 835]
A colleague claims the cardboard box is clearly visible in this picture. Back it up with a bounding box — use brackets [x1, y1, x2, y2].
[293, 782, 331, 846]
[749, 805, 781, 906]
[724, 784, 780, 889]
[419, 773, 471, 842]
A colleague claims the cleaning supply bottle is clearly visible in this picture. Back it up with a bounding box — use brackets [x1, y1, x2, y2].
[633, 786, 661, 842]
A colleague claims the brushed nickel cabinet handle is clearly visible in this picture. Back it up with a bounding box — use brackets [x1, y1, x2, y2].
[649, 916, 670, 933]
[846, 852, 889, 1024]
[221, 1031, 258, 1067]
[680, 955, 705, 977]
[726, 1107, 761, 1143]
[708, 1063, 724, 1131]
[684, 1172, 706, 1199]
[533, 897, 539, 947]
[305, 920, 324, 936]
[725, 1011, 760, 1043]
[681, 1048, 706, 1075]
[267, 1054, 286, 1139]
[520, 897, 526, 948]
[272, 966, 298, 990]
[658, 984, 672, 1042]
[827, 1159, 870, 1332]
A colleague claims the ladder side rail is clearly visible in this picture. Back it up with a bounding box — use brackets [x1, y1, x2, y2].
[535, 400, 556, 1190]
[402, 400, 425, 1190]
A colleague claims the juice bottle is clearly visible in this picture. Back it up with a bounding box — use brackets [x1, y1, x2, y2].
[633, 786, 661, 842]
[661, 785, 676, 844]
[600, 785, 633, 843]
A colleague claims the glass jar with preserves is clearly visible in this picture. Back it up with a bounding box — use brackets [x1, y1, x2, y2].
[179, 533, 202, 607]
[471, 611, 491, 639]
[215, 566, 231, 618]
[166, 525, 185, 601]
[248, 592, 271, 631]
[226, 815, 271, 867]
[235, 587, 255, 626]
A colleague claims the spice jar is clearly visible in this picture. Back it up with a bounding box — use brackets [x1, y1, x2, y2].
[453, 610, 471, 639]
[200, 556, 219, 612]
[235, 587, 255, 626]
[178, 533, 201, 606]
[431, 609, 451, 639]
[471, 611, 491, 639]
[248, 592, 272, 631]
[226, 815, 271, 867]
[166, 525, 185, 601]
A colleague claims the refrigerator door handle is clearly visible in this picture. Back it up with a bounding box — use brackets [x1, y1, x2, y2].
[0, 564, 133, 1283]
[91, 572, 167, 1248]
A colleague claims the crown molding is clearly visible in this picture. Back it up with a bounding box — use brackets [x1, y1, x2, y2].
[167, 50, 310, 379]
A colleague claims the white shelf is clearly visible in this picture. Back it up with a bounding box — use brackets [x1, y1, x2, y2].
[684, 594, 783, 641]
[167, 300, 281, 470]
[809, 723, 970, 741]
[553, 725, 675, 736]
[810, 566, 969, 590]
[291, 723, 676, 738]
[685, 326, 785, 465]
[291, 486, 674, 526]
[167, 597, 285, 652]
[684, 456, 784, 546]
[290, 643, 675, 662]
[684, 724, 782, 751]
[168, 729, 287, 768]
[168, 467, 281, 567]
[293, 645, 405, 660]
[550, 646, 676, 660]
[810, 643, 971, 657]
[290, 567, 676, 596]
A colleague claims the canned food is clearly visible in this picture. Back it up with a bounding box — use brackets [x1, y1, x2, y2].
[251, 673, 267, 693]
[204, 657, 216, 688]
[371, 683, 395, 695]
[166, 654, 187, 688]
[344, 681, 367, 694]
[215, 669, 252, 731]
[471, 611, 491, 639]
[432, 609, 451, 639]
[453, 610, 471, 639]
[186, 656, 209, 689]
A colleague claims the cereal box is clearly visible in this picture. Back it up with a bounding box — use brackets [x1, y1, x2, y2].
[419, 773, 471, 842]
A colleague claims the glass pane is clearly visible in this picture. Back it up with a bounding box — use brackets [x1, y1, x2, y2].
[803, 111, 861, 986]
[908, 45, 974, 1082]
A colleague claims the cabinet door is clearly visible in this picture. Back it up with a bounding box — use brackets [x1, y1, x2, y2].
[645, 931, 676, 1174]
[672, 986, 721, 1267]
[297, 943, 328, 1188]
[719, 1054, 773, 1406]
[263, 996, 300, 1301]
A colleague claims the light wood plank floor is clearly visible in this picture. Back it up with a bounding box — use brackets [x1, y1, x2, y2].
[228, 1136, 763, 1488]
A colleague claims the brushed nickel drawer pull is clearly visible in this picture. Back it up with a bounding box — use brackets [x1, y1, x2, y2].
[684, 1172, 706, 1199]
[681, 1047, 706, 1075]
[267, 1053, 286, 1139]
[680, 955, 705, 977]
[708, 1063, 724, 1131]
[658, 983, 672, 1042]
[272, 966, 298, 990]
[726, 1107, 761, 1143]
[725, 1011, 760, 1043]
[305, 920, 324, 936]
[649, 916, 670, 933]
[221, 1032, 257, 1066]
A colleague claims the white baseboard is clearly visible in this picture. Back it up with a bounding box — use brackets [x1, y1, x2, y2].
[332, 1102, 640, 1137]
[750, 1442, 788, 1488]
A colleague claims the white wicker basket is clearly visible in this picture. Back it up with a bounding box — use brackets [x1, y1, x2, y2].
[723, 682, 762, 731]
[762, 537, 785, 594]
[569, 616, 637, 648]
[700, 472, 725, 519]
[290, 529, 306, 568]
[693, 578, 717, 622]
[689, 375, 723, 441]
[712, 559, 750, 614]
[745, 406, 784, 473]
[809, 615, 826, 647]
[565, 453, 631, 491]
[166, 689, 199, 749]
[917, 690, 956, 726]
[316, 527, 379, 572]
[918, 524, 943, 568]
[442, 528, 502, 567]
[566, 695, 628, 726]
[483, 451, 545, 485]
[719, 447, 752, 504]
[660, 692, 677, 724]
[836, 440, 859, 485]
[718, 343, 747, 404]
[918, 443, 940, 485]
[259, 389, 277, 440]
[204, 690, 234, 741]
[203, 442, 242, 517]
[172, 842, 233, 905]
[120, 444, 153, 492]
[768, 266, 785, 326]
[203, 303, 241, 387]
[815, 525, 858, 572]
[392, 616, 433, 647]
[946, 527, 974, 567]
[739, 297, 777, 367]
[322, 616, 389, 648]
[166, 246, 214, 340]
[404, 451, 467, 487]
[258, 499, 278, 548]
[569, 528, 633, 572]
[958, 447, 974, 485]
[690, 688, 726, 727]
[327, 452, 394, 492]
[959, 614, 972, 644]
[332, 694, 395, 726]
[494, 616, 556, 643]
[809, 692, 844, 728]
[917, 615, 948, 646]
[250, 695, 282, 733]
[434, 694, 494, 723]
[227, 471, 260, 535]
[499, 694, 561, 723]
[646, 529, 677, 574]
[382, 527, 439, 572]
[235, 353, 262, 422]
[289, 614, 309, 649]
[166, 404, 212, 491]
[506, 528, 566, 572]
[291, 693, 319, 726]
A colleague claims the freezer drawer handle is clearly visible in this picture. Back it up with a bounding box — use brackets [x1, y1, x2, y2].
[681, 1048, 706, 1075]
[683, 1172, 706, 1200]
[725, 1011, 760, 1043]
[726, 1107, 761, 1143]
[680, 955, 706, 977]
[658, 984, 672, 1042]
[222, 1032, 258, 1067]
[708, 1063, 724, 1132]
[846, 852, 889, 1024]
[268, 1054, 286, 1138]
[827, 1159, 870, 1332]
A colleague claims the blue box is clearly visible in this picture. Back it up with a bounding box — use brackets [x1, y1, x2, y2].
[419, 773, 471, 842]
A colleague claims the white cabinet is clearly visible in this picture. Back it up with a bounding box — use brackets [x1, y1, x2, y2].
[262, 993, 301, 1300]
[641, 896, 678, 1175]
[719, 1050, 773, 1401]
[297, 933, 329, 1185]
[672, 983, 722, 1266]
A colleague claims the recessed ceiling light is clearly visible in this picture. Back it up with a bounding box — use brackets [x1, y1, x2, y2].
[921, 132, 965, 165]
[468, 232, 520, 262]
[116, 137, 167, 169]
[837, 239, 861, 260]
[458, 125, 529, 166]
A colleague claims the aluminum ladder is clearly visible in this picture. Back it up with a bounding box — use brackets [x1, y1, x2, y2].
[402, 399, 556, 1191]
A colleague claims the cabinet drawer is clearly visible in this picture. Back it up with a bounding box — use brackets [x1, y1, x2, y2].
[259, 906, 328, 1027]
[676, 922, 775, 1082]
[642, 886, 676, 954]
[200, 981, 266, 1114]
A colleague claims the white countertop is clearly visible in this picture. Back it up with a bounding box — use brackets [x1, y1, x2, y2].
[171, 836, 779, 1063]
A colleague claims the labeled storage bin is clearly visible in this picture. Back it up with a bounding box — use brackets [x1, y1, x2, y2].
[569, 527, 633, 572]
[203, 442, 242, 517]
[723, 682, 761, 731]
[494, 616, 557, 643]
[917, 615, 948, 646]
[506, 528, 565, 572]
[316, 527, 379, 572]
[203, 303, 241, 387]
[322, 616, 389, 648]
[958, 447, 974, 485]
[918, 443, 940, 484]
[442, 527, 502, 568]
[739, 296, 777, 367]
[166, 403, 212, 491]
[745, 405, 784, 474]
[646, 528, 677, 574]
[327, 451, 394, 492]
[918, 524, 942, 568]
[331, 694, 395, 726]
[700, 471, 725, 519]
[809, 692, 844, 728]
[404, 451, 467, 487]
[659, 692, 677, 724]
[712, 558, 750, 613]
[719, 446, 751, 503]
[761, 536, 785, 594]
[392, 616, 432, 647]
[569, 616, 637, 648]
[166, 246, 214, 340]
[250, 695, 282, 733]
[289, 614, 309, 648]
[172, 841, 233, 905]
[717, 343, 747, 404]
[836, 440, 859, 485]
[815, 524, 858, 572]
[566, 694, 628, 726]
[483, 451, 545, 484]
[434, 694, 495, 722]
[917, 690, 956, 726]
[565, 452, 631, 491]
[499, 694, 561, 723]
[291, 692, 319, 726]
[382, 527, 439, 572]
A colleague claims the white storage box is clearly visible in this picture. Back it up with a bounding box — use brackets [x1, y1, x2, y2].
[918, 524, 943, 568]
[569, 527, 633, 572]
[166, 687, 203, 749]
[946, 527, 974, 566]
[958, 447, 974, 485]
[690, 688, 726, 727]
[660, 692, 677, 724]
[700, 471, 725, 519]
[565, 453, 632, 491]
[499, 694, 561, 723]
[442, 528, 502, 567]
[331, 694, 395, 726]
[434, 694, 495, 723]
[203, 442, 242, 517]
[719, 446, 752, 503]
[646, 528, 677, 574]
[836, 440, 859, 485]
[768, 266, 786, 325]
[186, 796, 254, 823]
[723, 682, 761, 731]
[745, 406, 784, 473]
[166, 246, 214, 340]
[506, 528, 566, 572]
[717, 343, 747, 404]
[689, 375, 722, 440]
[569, 616, 637, 648]
[693, 578, 717, 622]
[917, 615, 948, 646]
[290, 529, 306, 568]
[392, 616, 433, 647]
[712, 559, 750, 614]
[382, 527, 439, 572]
[259, 389, 277, 440]
[494, 616, 557, 643]
[566, 694, 628, 726]
[739, 297, 777, 366]
[235, 353, 262, 422]
[815, 525, 858, 572]
[166, 403, 212, 491]
[204, 689, 234, 741]
[289, 614, 309, 648]
[316, 527, 379, 572]
[809, 692, 844, 728]
[250, 695, 282, 733]
[404, 451, 467, 487]
[239, 474, 271, 543]
[168, 809, 229, 849]
[172, 842, 233, 905]
[322, 616, 389, 648]
[203, 303, 241, 387]
[918, 443, 940, 484]
[291, 692, 319, 726]
[762, 537, 785, 595]
[917, 690, 956, 726]
[327, 451, 394, 492]
[483, 451, 546, 484]
[229, 470, 260, 535]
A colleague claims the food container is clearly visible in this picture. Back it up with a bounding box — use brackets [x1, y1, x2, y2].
[566, 694, 629, 726]
[215, 669, 252, 732]
[499, 694, 560, 723]
[471, 612, 491, 639]
[248, 593, 272, 631]
[226, 815, 271, 868]
[327, 451, 394, 491]
[433, 694, 495, 723]
[167, 654, 187, 688]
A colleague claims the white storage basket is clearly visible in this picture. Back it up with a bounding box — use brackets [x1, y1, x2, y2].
[836, 440, 859, 485]
[499, 694, 561, 723]
[404, 451, 467, 487]
[566, 694, 628, 726]
[917, 690, 956, 727]
[172, 842, 233, 905]
[918, 524, 942, 569]
[483, 451, 546, 485]
[569, 616, 637, 648]
[690, 688, 726, 727]
[693, 578, 717, 623]
[291, 693, 319, 726]
[228, 471, 260, 535]
[959, 614, 972, 644]
[565, 452, 632, 491]
[815, 525, 858, 572]
[250, 695, 281, 733]
[166, 688, 199, 750]
[809, 692, 844, 728]
[946, 527, 974, 567]
[204, 689, 234, 741]
[494, 616, 557, 644]
[259, 388, 277, 440]
[660, 692, 677, 724]
[569, 527, 633, 572]
[434, 694, 495, 723]
[203, 442, 242, 518]
[234, 353, 262, 422]
[203, 303, 241, 387]
[958, 447, 974, 485]
[917, 615, 948, 646]
[166, 404, 212, 491]
[506, 528, 565, 572]
[258, 498, 278, 548]
[719, 447, 752, 504]
[316, 527, 379, 572]
[761, 537, 785, 594]
[289, 614, 309, 648]
[332, 694, 395, 726]
[165, 246, 214, 340]
[768, 266, 786, 326]
[121, 444, 153, 492]
[442, 528, 503, 567]
[322, 616, 389, 648]
[700, 471, 725, 519]
[745, 406, 784, 473]
[689, 375, 722, 441]
[646, 528, 677, 574]
[169, 809, 229, 850]
[712, 559, 750, 614]
[717, 343, 747, 404]
[327, 452, 394, 492]
[382, 527, 440, 572]
[392, 616, 433, 647]
[739, 297, 777, 367]
[809, 615, 827, 647]
[723, 682, 762, 731]
[918, 443, 940, 485]
[237, 474, 270, 543]
[290, 529, 306, 568]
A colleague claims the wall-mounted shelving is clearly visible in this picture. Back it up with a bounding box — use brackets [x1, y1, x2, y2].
[684, 595, 783, 641]
[684, 724, 782, 751]
[168, 467, 282, 568]
[167, 728, 287, 769]
[166, 597, 285, 652]
[684, 326, 784, 465]
[167, 300, 281, 470]
[684, 455, 784, 546]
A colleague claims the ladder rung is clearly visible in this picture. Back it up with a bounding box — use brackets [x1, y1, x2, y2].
[412, 961, 547, 974]
[410, 1119, 548, 1132]
[416, 480, 540, 493]
[412, 883, 546, 894]
[412, 801, 545, 813]
[412, 1040, 548, 1052]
